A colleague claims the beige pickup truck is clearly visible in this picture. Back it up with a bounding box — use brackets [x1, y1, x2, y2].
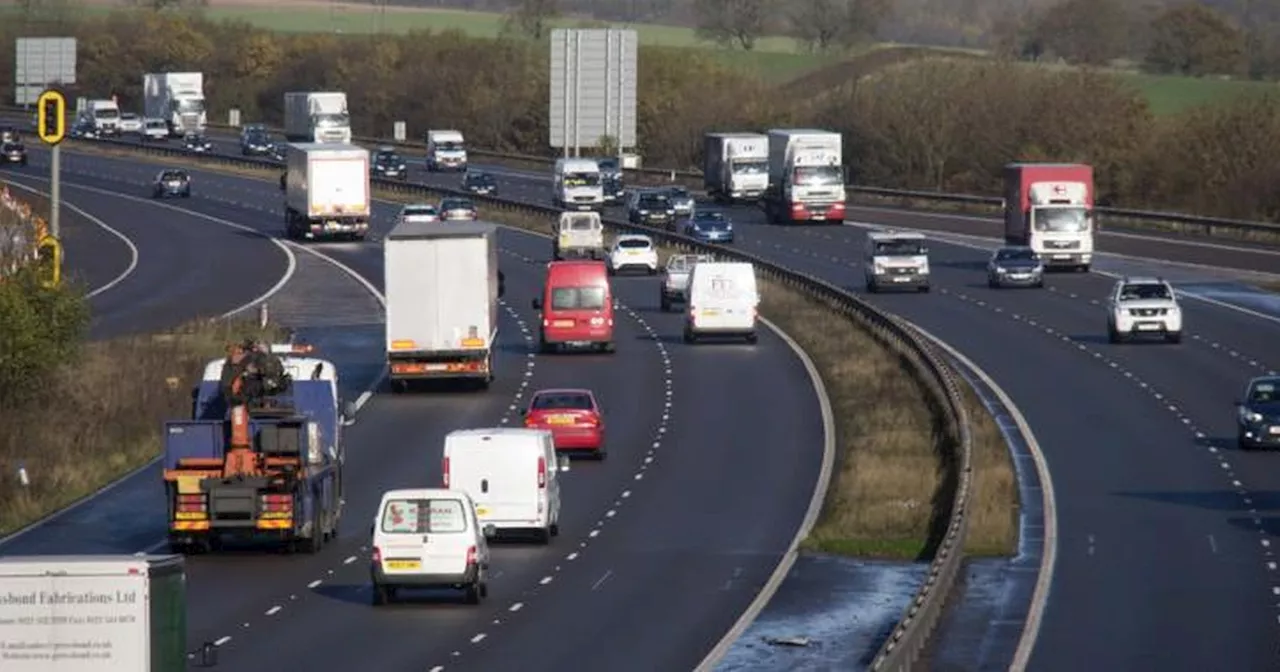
[660, 253, 713, 312]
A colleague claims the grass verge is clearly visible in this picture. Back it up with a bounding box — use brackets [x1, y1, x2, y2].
[56, 141, 1020, 558]
[0, 317, 286, 537]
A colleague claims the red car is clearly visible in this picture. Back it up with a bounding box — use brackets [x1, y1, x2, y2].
[522, 388, 606, 459]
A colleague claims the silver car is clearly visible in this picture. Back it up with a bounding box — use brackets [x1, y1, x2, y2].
[439, 197, 478, 221]
[987, 246, 1045, 289]
[666, 186, 695, 217]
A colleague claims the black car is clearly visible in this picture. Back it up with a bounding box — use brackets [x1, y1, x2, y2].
[1, 142, 27, 167]
[1237, 376, 1280, 450]
[0, 127, 20, 144]
[152, 169, 191, 198]
[371, 148, 408, 180]
[70, 119, 98, 139]
[627, 190, 675, 227]
[602, 175, 625, 205]
[241, 126, 274, 156]
[268, 142, 288, 162]
[183, 133, 213, 153]
[462, 171, 497, 196]
[987, 246, 1045, 288]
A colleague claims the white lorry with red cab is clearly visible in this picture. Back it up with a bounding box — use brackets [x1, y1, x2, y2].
[1003, 163, 1095, 272]
[762, 129, 846, 225]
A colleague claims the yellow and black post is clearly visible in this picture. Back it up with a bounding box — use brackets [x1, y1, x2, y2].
[36, 235, 62, 288]
[36, 89, 66, 239]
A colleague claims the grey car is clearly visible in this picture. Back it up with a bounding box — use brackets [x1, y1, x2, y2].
[440, 197, 478, 221]
[987, 246, 1045, 288]
[665, 186, 695, 217]
[627, 190, 676, 228]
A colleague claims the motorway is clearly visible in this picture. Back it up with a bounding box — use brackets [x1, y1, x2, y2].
[0, 146, 827, 671]
[119, 128, 1280, 668]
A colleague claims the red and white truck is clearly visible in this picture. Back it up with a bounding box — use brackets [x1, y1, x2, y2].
[762, 129, 846, 225]
[1003, 163, 1095, 272]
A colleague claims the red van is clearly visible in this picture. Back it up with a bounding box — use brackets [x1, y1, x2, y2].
[532, 261, 615, 353]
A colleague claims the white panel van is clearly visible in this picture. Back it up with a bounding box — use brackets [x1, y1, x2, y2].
[442, 428, 568, 544]
[683, 261, 760, 344]
[370, 488, 492, 605]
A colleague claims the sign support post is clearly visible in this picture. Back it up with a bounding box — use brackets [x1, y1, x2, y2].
[50, 145, 61, 238]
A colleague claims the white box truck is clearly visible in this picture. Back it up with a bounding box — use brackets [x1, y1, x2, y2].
[84, 99, 121, 136]
[0, 555, 188, 672]
[283, 143, 370, 241]
[384, 220, 501, 391]
[284, 91, 351, 144]
[143, 72, 206, 137]
[425, 130, 467, 171]
[703, 132, 769, 203]
[762, 129, 847, 225]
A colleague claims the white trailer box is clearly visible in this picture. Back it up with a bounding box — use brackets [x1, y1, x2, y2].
[0, 555, 186, 672]
[284, 143, 370, 240]
[703, 132, 768, 202]
[284, 91, 351, 144]
[384, 220, 500, 388]
[143, 72, 206, 137]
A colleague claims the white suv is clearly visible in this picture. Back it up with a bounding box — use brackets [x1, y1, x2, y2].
[1107, 277, 1182, 344]
[608, 234, 658, 275]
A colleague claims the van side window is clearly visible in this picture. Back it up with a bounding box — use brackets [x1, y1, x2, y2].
[380, 498, 467, 534]
[551, 286, 606, 310]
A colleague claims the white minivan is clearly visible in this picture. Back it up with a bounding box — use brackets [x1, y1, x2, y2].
[443, 428, 568, 544]
[683, 261, 760, 344]
[370, 488, 492, 606]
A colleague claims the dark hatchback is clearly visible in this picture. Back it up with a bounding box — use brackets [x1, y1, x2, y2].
[1237, 377, 1280, 450]
[372, 148, 408, 180]
[152, 169, 191, 198]
[1, 141, 27, 166]
[987, 246, 1045, 288]
[462, 171, 497, 196]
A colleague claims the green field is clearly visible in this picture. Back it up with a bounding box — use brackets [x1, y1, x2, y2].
[64, 4, 1280, 108]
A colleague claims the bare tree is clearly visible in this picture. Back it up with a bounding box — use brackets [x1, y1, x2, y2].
[692, 0, 775, 50]
[790, 0, 892, 52]
[503, 0, 560, 40]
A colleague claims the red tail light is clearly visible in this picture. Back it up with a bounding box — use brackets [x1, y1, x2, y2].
[176, 494, 206, 512]
[466, 545, 477, 566]
[371, 546, 382, 563]
[524, 415, 537, 427]
[830, 202, 846, 217]
[442, 457, 451, 488]
[537, 457, 546, 488]
[260, 494, 293, 512]
[791, 203, 806, 211]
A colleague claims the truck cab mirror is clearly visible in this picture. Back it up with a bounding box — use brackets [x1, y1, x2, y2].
[531, 297, 542, 310]
[482, 524, 496, 539]
[558, 456, 571, 472]
[341, 400, 357, 426]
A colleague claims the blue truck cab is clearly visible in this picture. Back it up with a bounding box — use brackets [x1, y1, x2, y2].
[163, 345, 352, 554]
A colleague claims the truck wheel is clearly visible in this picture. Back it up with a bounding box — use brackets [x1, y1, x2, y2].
[300, 511, 323, 554]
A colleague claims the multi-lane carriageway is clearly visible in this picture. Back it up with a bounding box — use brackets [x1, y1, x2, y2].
[5, 133, 1280, 670]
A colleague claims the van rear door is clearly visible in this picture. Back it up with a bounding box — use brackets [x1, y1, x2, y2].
[691, 265, 757, 331]
[447, 437, 541, 527]
[377, 496, 472, 576]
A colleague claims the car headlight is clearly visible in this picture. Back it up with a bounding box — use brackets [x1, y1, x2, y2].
[1246, 411, 1263, 423]
[996, 267, 1007, 274]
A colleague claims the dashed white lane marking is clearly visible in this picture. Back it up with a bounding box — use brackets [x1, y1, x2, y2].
[213, 636, 231, 647]
[938, 285, 1278, 618]
[264, 605, 282, 616]
[470, 633, 486, 644]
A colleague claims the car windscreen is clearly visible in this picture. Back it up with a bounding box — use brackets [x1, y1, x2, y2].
[468, 174, 494, 184]
[638, 197, 669, 209]
[996, 248, 1036, 261]
[1119, 284, 1171, 300]
[551, 286, 606, 310]
[566, 217, 598, 231]
[1249, 381, 1277, 403]
[874, 240, 925, 256]
[380, 498, 467, 534]
[531, 393, 593, 410]
[617, 238, 651, 249]
[442, 200, 472, 210]
[376, 152, 399, 163]
[692, 215, 729, 230]
[161, 172, 186, 181]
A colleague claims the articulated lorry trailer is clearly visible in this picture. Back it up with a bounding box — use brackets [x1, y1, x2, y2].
[283, 143, 370, 241]
[0, 554, 188, 671]
[384, 220, 502, 392]
[162, 342, 352, 554]
[283, 91, 351, 144]
[703, 132, 768, 203]
[143, 72, 206, 137]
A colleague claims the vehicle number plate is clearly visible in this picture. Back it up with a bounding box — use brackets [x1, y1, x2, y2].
[552, 319, 574, 328]
[547, 414, 575, 425]
[810, 214, 826, 220]
[1009, 273, 1029, 279]
[386, 559, 421, 570]
[474, 507, 489, 517]
[892, 276, 911, 283]
[1052, 254, 1071, 260]
[626, 250, 640, 256]
[701, 309, 720, 316]
[1136, 323, 1161, 331]
[1269, 427, 1280, 435]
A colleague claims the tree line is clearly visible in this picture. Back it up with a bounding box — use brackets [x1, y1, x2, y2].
[2, 10, 1278, 221]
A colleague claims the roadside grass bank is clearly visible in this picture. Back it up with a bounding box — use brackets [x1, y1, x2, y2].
[73, 144, 1019, 560]
[0, 315, 284, 538]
